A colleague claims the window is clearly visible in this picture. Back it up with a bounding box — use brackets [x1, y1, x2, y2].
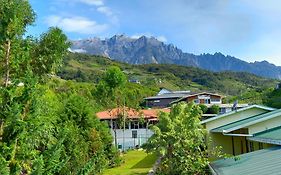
[205, 99, 211, 104]
[139, 122, 147, 129]
[211, 98, 221, 102]
[130, 121, 139, 129]
[132, 131, 137, 138]
[258, 142, 263, 150]
[194, 99, 200, 104]
[249, 142, 254, 152]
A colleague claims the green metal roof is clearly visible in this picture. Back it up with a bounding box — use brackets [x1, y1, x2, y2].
[201, 105, 276, 124]
[248, 126, 281, 145]
[211, 108, 281, 133]
[210, 146, 281, 175]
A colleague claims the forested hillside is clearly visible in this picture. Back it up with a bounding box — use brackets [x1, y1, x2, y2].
[59, 53, 278, 104]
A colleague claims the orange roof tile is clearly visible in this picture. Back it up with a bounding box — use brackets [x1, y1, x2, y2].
[96, 107, 170, 120]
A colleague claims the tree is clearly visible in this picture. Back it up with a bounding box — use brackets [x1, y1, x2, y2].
[145, 102, 216, 174]
[208, 105, 220, 114]
[95, 66, 126, 107]
[0, 0, 35, 86]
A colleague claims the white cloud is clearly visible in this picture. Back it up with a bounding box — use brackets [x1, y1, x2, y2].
[79, 0, 103, 6]
[46, 15, 108, 34]
[156, 36, 167, 42]
[97, 6, 113, 16]
[131, 33, 167, 42]
[68, 48, 87, 53]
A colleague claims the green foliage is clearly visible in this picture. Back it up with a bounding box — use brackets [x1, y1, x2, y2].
[0, 0, 35, 41]
[0, 1, 119, 174]
[199, 104, 208, 114]
[104, 66, 126, 90]
[31, 27, 70, 76]
[145, 102, 211, 174]
[59, 53, 277, 100]
[263, 88, 281, 108]
[208, 105, 220, 114]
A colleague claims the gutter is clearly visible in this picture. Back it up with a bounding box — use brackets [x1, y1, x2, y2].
[208, 164, 218, 175]
[222, 132, 253, 137]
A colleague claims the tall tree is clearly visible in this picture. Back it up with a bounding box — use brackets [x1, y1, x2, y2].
[0, 0, 35, 86]
[145, 102, 219, 175]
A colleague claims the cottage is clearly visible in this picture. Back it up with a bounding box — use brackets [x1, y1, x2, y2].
[96, 107, 170, 150]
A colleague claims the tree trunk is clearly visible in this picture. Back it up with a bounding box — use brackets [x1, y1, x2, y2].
[4, 40, 11, 87]
[0, 120, 3, 141]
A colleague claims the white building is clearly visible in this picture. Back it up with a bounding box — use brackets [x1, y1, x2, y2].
[96, 108, 170, 150]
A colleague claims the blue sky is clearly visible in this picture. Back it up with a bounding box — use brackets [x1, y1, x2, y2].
[28, 0, 281, 66]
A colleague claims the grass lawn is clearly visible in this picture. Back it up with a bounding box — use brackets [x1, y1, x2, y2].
[103, 150, 157, 175]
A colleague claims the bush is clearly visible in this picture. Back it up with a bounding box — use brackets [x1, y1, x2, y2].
[208, 105, 220, 114]
[199, 104, 208, 114]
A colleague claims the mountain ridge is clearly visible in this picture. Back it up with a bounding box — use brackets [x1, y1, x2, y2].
[70, 35, 281, 79]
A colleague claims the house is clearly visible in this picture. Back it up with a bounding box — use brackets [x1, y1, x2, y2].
[210, 126, 281, 175]
[96, 107, 170, 150]
[275, 82, 281, 89]
[170, 92, 223, 105]
[144, 89, 191, 108]
[205, 106, 281, 174]
[129, 79, 141, 84]
[201, 105, 276, 156]
[145, 90, 248, 116]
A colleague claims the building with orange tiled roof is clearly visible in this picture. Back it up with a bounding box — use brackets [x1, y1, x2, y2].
[96, 107, 170, 150]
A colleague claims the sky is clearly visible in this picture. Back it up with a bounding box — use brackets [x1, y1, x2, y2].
[28, 0, 281, 66]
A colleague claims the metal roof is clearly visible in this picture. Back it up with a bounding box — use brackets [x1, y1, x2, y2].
[201, 105, 276, 124]
[210, 146, 281, 175]
[211, 108, 281, 133]
[170, 92, 223, 104]
[144, 92, 193, 100]
[248, 126, 281, 145]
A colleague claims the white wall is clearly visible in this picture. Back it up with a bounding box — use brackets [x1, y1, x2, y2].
[111, 128, 154, 150]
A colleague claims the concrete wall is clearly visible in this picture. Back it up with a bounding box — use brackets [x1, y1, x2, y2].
[112, 128, 154, 150]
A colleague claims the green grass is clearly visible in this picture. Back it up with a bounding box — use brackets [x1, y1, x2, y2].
[103, 150, 157, 175]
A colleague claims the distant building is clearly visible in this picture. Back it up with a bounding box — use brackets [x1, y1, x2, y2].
[96, 107, 170, 150]
[144, 89, 191, 108]
[276, 82, 281, 90]
[144, 90, 248, 117]
[171, 92, 224, 105]
[129, 79, 141, 84]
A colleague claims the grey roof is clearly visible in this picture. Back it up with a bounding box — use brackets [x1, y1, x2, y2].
[210, 146, 281, 175]
[144, 92, 194, 100]
[211, 108, 281, 133]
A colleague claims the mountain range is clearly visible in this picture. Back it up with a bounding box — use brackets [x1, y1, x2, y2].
[71, 35, 281, 79]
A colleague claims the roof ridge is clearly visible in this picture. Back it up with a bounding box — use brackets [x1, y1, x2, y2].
[254, 125, 281, 136]
[201, 105, 276, 124]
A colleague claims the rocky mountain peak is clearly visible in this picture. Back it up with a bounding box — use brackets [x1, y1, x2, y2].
[70, 35, 281, 79]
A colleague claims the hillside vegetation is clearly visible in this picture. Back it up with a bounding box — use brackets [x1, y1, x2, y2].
[58, 53, 278, 104]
